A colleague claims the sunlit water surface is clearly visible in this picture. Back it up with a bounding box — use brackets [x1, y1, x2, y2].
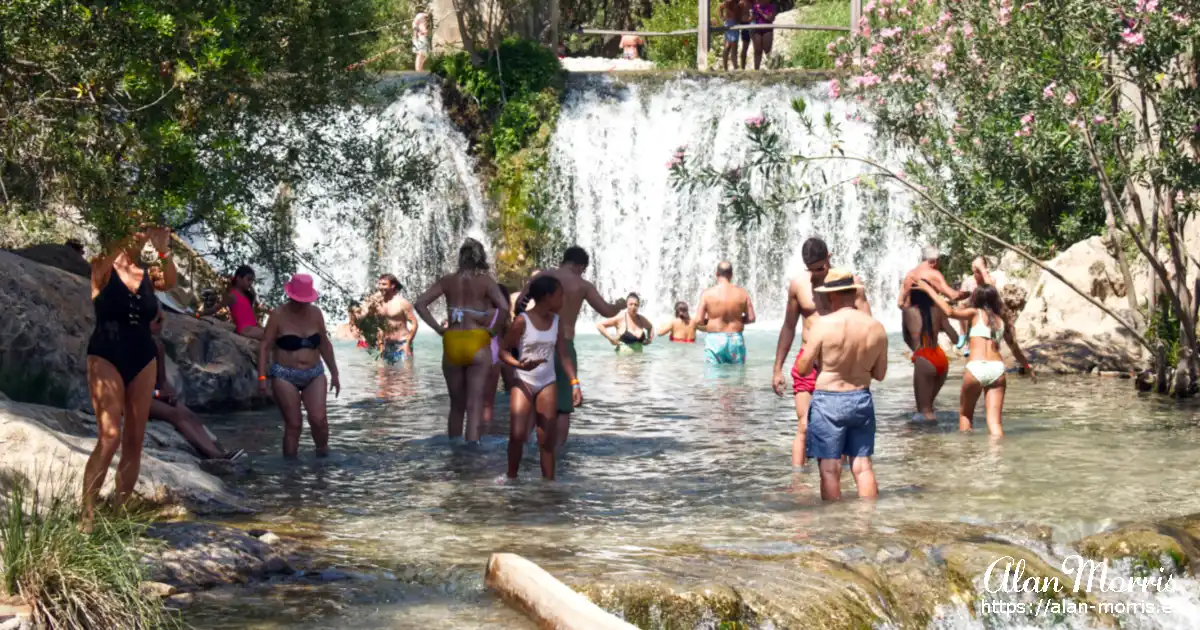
[191, 330, 1200, 629]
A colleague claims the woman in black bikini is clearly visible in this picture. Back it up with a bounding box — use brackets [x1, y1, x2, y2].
[257, 274, 341, 458]
[82, 226, 176, 531]
[597, 293, 654, 353]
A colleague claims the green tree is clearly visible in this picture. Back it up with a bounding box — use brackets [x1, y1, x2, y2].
[0, 0, 433, 292]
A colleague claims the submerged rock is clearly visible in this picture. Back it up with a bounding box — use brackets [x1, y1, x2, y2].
[0, 250, 265, 412]
[142, 522, 295, 589]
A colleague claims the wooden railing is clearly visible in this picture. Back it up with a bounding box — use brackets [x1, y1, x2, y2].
[562, 0, 863, 70]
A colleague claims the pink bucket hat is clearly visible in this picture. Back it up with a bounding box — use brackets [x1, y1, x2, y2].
[284, 274, 319, 303]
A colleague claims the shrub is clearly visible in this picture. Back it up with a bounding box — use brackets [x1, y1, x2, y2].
[0, 478, 175, 629]
[431, 38, 564, 114]
[785, 1, 851, 69]
[639, 0, 714, 69]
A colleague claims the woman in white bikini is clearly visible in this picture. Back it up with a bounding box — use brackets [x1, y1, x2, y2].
[921, 280, 1034, 436]
[500, 275, 580, 480]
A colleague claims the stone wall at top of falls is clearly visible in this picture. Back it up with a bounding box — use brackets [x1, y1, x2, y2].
[539, 73, 921, 332]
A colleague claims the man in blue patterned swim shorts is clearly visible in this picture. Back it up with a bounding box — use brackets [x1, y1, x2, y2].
[696, 261, 756, 365]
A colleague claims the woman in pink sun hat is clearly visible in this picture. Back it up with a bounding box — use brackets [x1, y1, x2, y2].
[257, 273, 342, 458]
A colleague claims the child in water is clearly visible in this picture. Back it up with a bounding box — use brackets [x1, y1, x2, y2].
[500, 275, 582, 480]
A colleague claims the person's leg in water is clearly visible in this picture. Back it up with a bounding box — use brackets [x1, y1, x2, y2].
[958, 369, 984, 432]
[464, 344, 493, 442]
[849, 456, 878, 498]
[554, 340, 577, 449]
[507, 382, 535, 478]
[983, 375, 1007, 437]
[535, 384, 560, 479]
[817, 457, 843, 501]
[442, 362, 467, 439]
[150, 399, 226, 459]
[272, 378, 305, 457]
[792, 391, 811, 467]
[913, 356, 938, 421]
[82, 357, 126, 531]
[482, 362, 501, 432]
[114, 361, 156, 510]
[301, 374, 330, 456]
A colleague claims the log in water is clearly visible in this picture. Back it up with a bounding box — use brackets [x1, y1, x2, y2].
[486, 553, 636, 630]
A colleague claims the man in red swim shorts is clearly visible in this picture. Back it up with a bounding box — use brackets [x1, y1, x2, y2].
[773, 238, 872, 468]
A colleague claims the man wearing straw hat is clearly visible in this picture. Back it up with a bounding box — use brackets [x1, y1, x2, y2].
[792, 268, 888, 502]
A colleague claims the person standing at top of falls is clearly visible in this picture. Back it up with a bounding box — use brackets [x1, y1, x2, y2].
[351, 273, 419, 364]
[597, 293, 655, 354]
[720, 0, 743, 71]
[749, 0, 778, 70]
[792, 269, 888, 502]
[516, 247, 626, 448]
[657, 301, 702, 342]
[696, 261, 757, 364]
[897, 246, 970, 421]
[919, 279, 1034, 437]
[773, 238, 871, 469]
[414, 239, 510, 444]
[412, 11, 431, 72]
[619, 33, 644, 60]
[738, 0, 754, 71]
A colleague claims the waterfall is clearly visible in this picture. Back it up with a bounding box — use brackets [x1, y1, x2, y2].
[291, 80, 490, 311]
[541, 75, 920, 331]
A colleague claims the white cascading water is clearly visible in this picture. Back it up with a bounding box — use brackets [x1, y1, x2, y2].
[292, 81, 490, 307]
[541, 75, 920, 331]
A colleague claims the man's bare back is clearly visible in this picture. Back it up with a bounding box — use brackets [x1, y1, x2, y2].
[803, 309, 888, 391]
[792, 273, 871, 335]
[697, 266, 756, 333]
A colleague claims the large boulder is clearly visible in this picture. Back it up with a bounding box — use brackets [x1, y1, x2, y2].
[0, 398, 249, 514]
[0, 250, 264, 412]
[1013, 237, 1149, 373]
[6, 242, 90, 277]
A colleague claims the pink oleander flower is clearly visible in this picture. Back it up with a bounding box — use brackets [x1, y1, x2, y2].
[999, 6, 1012, 25]
[745, 115, 765, 127]
[1042, 82, 1056, 98]
[852, 177, 861, 186]
[1020, 113, 1034, 125]
[828, 79, 841, 99]
[864, 57, 877, 69]
[963, 22, 975, 38]
[1170, 13, 1190, 26]
[1093, 115, 1107, 124]
[947, 135, 956, 146]
[1063, 91, 1078, 106]
[863, 24, 871, 37]
[921, 25, 933, 35]
[881, 26, 903, 39]
[876, 5, 888, 17]
[937, 11, 953, 27]
[1136, 0, 1159, 12]
[898, 7, 912, 17]
[1019, 2, 1034, 11]
[932, 61, 948, 77]
[835, 57, 844, 68]
[1069, 119, 1084, 130]
[853, 72, 882, 87]
[869, 43, 885, 56]
[919, 137, 930, 145]
[1121, 28, 1144, 47]
[973, 137, 982, 146]
[826, 41, 838, 53]
[877, 97, 886, 104]
[935, 43, 953, 56]
[858, 15, 870, 28]
[864, 1, 877, 11]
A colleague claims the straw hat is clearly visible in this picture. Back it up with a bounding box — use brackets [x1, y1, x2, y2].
[813, 268, 864, 293]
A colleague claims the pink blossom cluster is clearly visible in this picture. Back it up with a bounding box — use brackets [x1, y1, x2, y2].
[828, 79, 842, 99]
[998, 0, 1013, 25]
[1042, 82, 1056, 98]
[854, 72, 883, 87]
[1121, 28, 1145, 47]
[1014, 112, 1034, 137]
[745, 115, 765, 128]
[1136, 0, 1159, 13]
[1063, 91, 1078, 106]
[1170, 13, 1191, 26]
[881, 26, 904, 39]
[666, 145, 688, 169]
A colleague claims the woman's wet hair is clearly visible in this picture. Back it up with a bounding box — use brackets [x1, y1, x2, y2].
[674, 301, 690, 320]
[626, 292, 641, 304]
[527, 275, 561, 301]
[232, 265, 257, 306]
[458, 238, 489, 273]
[971, 284, 1005, 328]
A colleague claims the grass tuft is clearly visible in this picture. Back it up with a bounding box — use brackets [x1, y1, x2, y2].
[0, 477, 178, 629]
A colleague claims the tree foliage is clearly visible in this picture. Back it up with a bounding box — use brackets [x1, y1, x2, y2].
[0, 0, 433, 285]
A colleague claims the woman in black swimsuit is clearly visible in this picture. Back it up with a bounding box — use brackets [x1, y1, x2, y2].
[257, 274, 341, 458]
[82, 226, 176, 531]
[596, 292, 654, 353]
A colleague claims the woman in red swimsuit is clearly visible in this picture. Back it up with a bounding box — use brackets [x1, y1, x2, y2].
[656, 301, 700, 343]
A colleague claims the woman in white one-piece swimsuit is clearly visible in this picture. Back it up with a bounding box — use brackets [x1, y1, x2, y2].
[499, 276, 581, 480]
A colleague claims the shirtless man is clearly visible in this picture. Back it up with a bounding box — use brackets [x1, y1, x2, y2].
[772, 238, 871, 468]
[793, 268, 888, 501]
[352, 273, 419, 364]
[517, 247, 625, 447]
[696, 261, 756, 364]
[897, 247, 969, 419]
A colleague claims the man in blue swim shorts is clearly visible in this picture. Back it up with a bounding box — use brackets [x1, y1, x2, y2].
[792, 268, 889, 501]
[696, 261, 757, 364]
